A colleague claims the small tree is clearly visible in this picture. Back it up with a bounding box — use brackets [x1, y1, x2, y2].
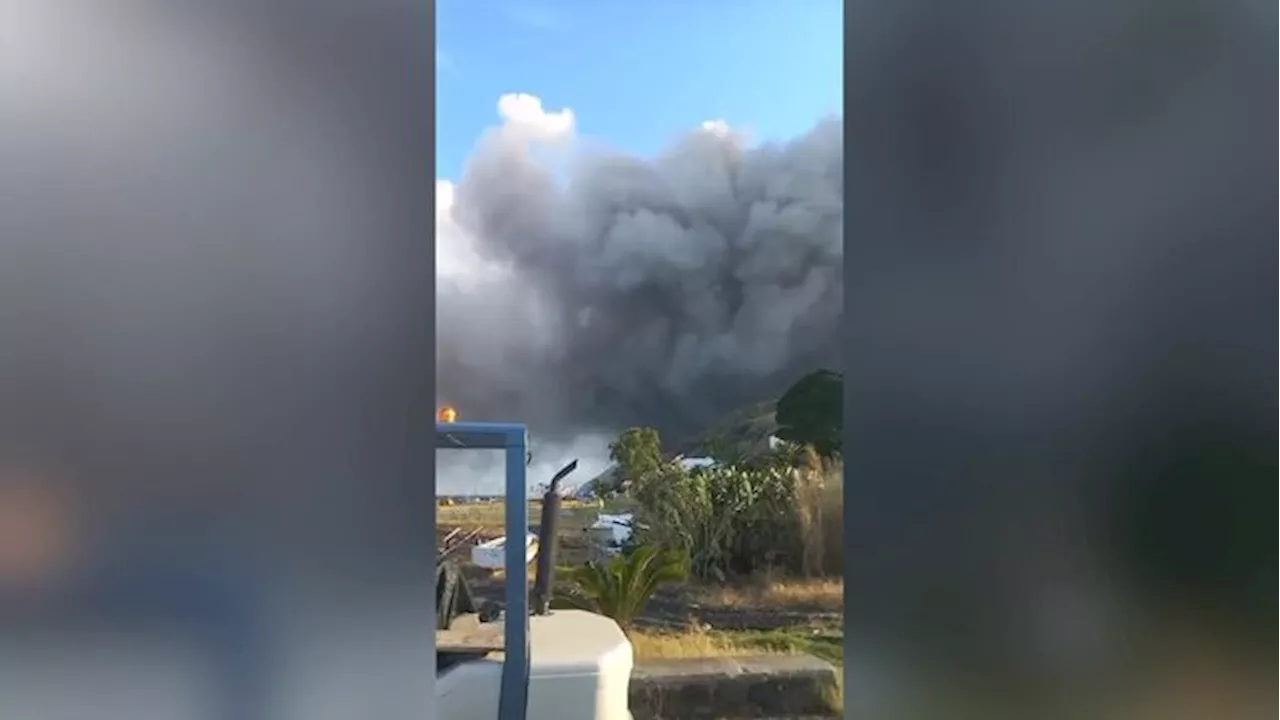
[608, 427, 664, 488]
[775, 369, 843, 458]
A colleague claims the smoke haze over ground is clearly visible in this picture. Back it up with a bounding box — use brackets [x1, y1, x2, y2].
[436, 95, 842, 492]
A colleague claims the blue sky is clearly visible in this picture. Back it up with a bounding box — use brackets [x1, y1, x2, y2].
[436, 0, 843, 179]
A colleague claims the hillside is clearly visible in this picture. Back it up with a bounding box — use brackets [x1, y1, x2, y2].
[670, 400, 780, 460]
[571, 398, 782, 498]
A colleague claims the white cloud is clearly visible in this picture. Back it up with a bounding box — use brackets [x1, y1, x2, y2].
[699, 119, 733, 137]
[435, 178, 455, 218]
[495, 93, 575, 141]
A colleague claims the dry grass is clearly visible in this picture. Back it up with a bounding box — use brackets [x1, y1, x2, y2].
[795, 454, 843, 578]
[437, 499, 601, 531]
[693, 577, 843, 612]
[438, 499, 608, 567]
[630, 626, 843, 665]
[629, 629, 766, 659]
[437, 500, 538, 528]
[630, 626, 844, 712]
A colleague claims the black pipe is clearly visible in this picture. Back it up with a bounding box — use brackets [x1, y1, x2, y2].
[532, 458, 577, 615]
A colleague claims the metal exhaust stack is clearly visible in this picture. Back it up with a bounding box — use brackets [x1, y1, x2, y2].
[532, 458, 578, 615]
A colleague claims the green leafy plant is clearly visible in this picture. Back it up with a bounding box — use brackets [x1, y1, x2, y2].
[631, 462, 801, 580]
[628, 455, 843, 581]
[554, 544, 688, 631]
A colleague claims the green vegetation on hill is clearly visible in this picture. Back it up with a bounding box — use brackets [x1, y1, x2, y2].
[585, 368, 846, 582]
[674, 369, 843, 462]
[673, 400, 779, 461]
[774, 369, 842, 458]
[582, 369, 843, 502]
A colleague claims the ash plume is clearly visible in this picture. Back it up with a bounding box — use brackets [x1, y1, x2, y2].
[437, 94, 844, 446]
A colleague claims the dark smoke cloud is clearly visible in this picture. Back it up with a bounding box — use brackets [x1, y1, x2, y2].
[436, 96, 843, 448]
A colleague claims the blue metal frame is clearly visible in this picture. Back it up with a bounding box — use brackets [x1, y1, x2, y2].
[436, 421, 530, 720]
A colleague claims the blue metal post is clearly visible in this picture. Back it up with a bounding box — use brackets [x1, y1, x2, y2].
[435, 421, 531, 720]
[498, 426, 530, 720]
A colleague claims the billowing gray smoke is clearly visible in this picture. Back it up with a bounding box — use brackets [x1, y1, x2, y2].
[437, 95, 843, 447]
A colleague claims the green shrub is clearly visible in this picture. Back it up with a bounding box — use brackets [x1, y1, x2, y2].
[554, 544, 688, 631]
[628, 456, 842, 581]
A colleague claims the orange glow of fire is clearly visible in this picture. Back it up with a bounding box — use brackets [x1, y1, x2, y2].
[437, 405, 458, 423]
